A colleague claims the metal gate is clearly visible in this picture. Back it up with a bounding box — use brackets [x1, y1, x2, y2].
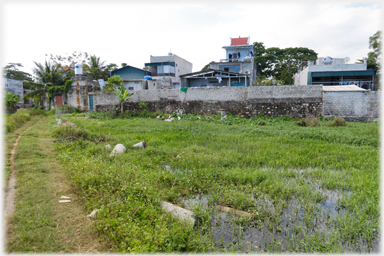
[89, 95, 94, 110]
[55, 95, 63, 105]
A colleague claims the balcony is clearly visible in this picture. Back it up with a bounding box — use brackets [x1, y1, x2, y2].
[220, 56, 252, 63]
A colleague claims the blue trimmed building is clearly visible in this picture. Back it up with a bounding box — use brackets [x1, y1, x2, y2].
[294, 57, 376, 90]
[110, 65, 151, 80]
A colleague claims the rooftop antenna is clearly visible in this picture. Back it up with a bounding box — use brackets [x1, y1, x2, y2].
[344, 57, 350, 64]
[168, 49, 172, 56]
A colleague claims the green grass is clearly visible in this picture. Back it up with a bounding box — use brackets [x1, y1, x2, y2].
[52, 112, 379, 253]
[6, 115, 108, 253]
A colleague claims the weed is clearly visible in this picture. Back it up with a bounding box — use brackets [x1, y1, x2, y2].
[328, 116, 346, 127]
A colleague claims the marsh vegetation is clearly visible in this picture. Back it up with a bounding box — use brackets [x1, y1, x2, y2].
[52, 112, 379, 253]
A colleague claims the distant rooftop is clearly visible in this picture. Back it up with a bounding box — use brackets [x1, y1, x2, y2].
[231, 37, 249, 46]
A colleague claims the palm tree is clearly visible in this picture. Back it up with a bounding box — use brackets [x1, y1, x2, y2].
[33, 60, 65, 86]
[85, 55, 106, 79]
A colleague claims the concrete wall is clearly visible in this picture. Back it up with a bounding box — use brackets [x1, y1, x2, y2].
[4, 78, 23, 103]
[95, 85, 324, 118]
[92, 85, 380, 121]
[323, 90, 380, 121]
[123, 80, 147, 91]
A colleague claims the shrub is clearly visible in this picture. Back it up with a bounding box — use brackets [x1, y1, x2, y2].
[328, 116, 346, 127]
[305, 115, 321, 127]
[5, 109, 31, 132]
[52, 125, 89, 140]
[295, 115, 321, 127]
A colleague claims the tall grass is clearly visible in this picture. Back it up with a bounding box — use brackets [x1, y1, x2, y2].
[52, 113, 379, 253]
[5, 109, 31, 133]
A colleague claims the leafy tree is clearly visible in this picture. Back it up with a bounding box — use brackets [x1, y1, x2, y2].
[108, 75, 134, 118]
[356, 31, 381, 90]
[121, 63, 127, 67]
[253, 42, 317, 84]
[32, 60, 66, 86]
[201, 62, 214, 71]
[84, 55, 106, 79]
[4, 92, 20, 112]
[253, 76, 284, 86]
[3, 63, 33, 82]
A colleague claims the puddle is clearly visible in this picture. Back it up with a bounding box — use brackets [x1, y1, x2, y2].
[177, 188, 378, 253]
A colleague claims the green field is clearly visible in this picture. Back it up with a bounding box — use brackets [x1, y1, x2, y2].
[51, 112, 379, 253]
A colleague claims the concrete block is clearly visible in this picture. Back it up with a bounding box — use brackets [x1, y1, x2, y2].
[160, 201, 195, 226]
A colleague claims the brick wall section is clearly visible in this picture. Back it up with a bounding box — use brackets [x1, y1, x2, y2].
[95, 85, 324, 118]
[93, 85, 379, 120]
[323, 91, 380, 121]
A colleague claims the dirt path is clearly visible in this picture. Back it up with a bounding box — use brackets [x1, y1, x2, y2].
[5, 116, 108, 253]
[4, 121, 36, 220]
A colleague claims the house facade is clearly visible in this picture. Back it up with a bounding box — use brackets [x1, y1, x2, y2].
[209, 36, 256, 85]
[294, 57, 376, 90]
[144, 53, 192, 89]
[3, 78, 24, 103]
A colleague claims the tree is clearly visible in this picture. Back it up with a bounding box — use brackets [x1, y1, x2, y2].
[84, 55, 106, 79]
[201, 62, 214, 71]
[32, 60, 66, 86]
[108, 75, 134, 118]
[253, 42, 318, 84]
[357, 31, 381, 90]
[3, 63, 33, 82]
[121, 63, 127, 67]
[4, 92, 19, 112]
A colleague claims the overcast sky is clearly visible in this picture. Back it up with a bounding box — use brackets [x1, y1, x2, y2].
[1, 0, 383, 76]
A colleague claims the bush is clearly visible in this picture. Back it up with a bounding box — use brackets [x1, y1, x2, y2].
[328, 116, 346, 127]
[5, 109, 31, 133]
[52, 125, 89, 140]
[295, 115, 321, 127]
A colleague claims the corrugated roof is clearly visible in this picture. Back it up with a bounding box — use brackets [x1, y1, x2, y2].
[231, 37, 248, 46]
[322, 85, 367, 91]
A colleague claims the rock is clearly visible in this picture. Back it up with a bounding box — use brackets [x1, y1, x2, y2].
[160, 201, 195, 226]
[156, 115, 163, 119]
[110, 144, 126, 157]
[133, 141, 147, 148]
[87, 209, 100, 218]
[105, 144, 112, 149]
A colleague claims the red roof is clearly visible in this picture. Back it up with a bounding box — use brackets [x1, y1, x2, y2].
[61, 66, 73, 71]
[231, 37, 248, 46]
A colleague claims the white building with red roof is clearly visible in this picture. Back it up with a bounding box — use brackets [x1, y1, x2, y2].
[209, 36, 256, 85]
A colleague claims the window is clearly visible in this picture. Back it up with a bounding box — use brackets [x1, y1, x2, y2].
[128, 87, 134, 90]
[219, 65, 240, 73]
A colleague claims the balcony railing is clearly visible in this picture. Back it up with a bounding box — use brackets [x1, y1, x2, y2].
[220, 57, 251, 63]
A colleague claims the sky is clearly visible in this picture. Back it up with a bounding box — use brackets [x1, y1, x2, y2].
[1, 0, 383, 77]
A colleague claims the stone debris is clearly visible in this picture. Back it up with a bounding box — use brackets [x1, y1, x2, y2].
[216, 205, 252, 217]
[133, 141, 147, 148]
[178, 116, 181, 120]
[164, 117, 175, 122]
[105, 144, 112, 149]
[87, 209, 100, 218]
[110, 144, 126, 157]
[160, 201, 195, 226]
[59, 200, 71, 203]
[156, 115, 163, 119]
[61, 196, 71, 199]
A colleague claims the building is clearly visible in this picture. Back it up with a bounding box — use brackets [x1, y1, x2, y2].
[294, 57, 376, 90]
[3, 78, 24, 103]
[144, 53, 192, 89]
[110, 65, 151, 80]
[209, 36, 256, 85]
[180, 69, 250, 88]
[110, 65, 152, 91]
